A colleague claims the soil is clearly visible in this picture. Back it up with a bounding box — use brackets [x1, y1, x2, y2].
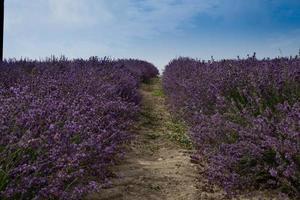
[87, 78, 287, 200]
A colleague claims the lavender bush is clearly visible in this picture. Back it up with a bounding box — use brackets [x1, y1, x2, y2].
[0, 57, 158, 199]
[163, 56, 300, 196]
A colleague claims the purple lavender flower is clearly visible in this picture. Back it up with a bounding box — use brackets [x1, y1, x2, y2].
[0, 57, 158, 199]
[163, 56, 300, 197]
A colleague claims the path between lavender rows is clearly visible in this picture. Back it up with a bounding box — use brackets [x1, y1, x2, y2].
[86, 78, 203, 200]
[87, 78, 284, 200]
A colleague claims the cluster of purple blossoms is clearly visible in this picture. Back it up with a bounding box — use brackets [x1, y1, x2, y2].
[0, 57, 158, 199]
[163, 56, 300, 196]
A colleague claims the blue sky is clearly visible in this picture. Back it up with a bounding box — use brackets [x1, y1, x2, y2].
[4, 0, 300, 70]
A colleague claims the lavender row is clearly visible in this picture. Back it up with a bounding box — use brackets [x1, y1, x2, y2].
[0, 57, 158, 199]
[163, 56, 300, 196]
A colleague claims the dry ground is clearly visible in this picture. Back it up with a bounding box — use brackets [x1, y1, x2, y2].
[87, 78, 201, 200]
[88, 78, 288, 200]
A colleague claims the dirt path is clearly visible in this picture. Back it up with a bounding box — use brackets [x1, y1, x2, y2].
[87, 78, 285, 200]
[88, 78, 199, 200]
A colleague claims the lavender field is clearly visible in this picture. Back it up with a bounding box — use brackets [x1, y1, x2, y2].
[163, 56, 300, 198]
[2, 0, 299, 199]
[0, 55, 299, 200]
[0, 57, 158, 199]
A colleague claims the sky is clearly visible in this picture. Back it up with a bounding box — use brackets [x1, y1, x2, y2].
[4, 0, 300, 71]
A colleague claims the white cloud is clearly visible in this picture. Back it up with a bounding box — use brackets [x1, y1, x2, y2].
[4, 0, 299, 70]
[44, 0, 217, 37]
[47, 0, 114, 27]
[5, 0, 218, 42]
[4, 0, 217, 60]
[101, 0, 217, 38]
[48, 0, 93, 26]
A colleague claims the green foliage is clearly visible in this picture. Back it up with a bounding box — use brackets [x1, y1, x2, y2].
[152, 87, 165, 97]
[223, 112, 249, 126]
[142, 78, 153, 85]
[262, 149, 277, 166]
[71, 134, 82, 144]
[255, 171, 273, 184]
[295, 155, 300, 167]
[226, 81, 300, 118]
[0, 146, 42, 196]
[0, 168, 9, 193]
[228, 89, 248, 110]
[140, 106, 159, 127]
[0, 148, 22, 194]
[237, 156, 257, 174]
[166, 119, 193, 149]
[225, 131, 239, 144]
